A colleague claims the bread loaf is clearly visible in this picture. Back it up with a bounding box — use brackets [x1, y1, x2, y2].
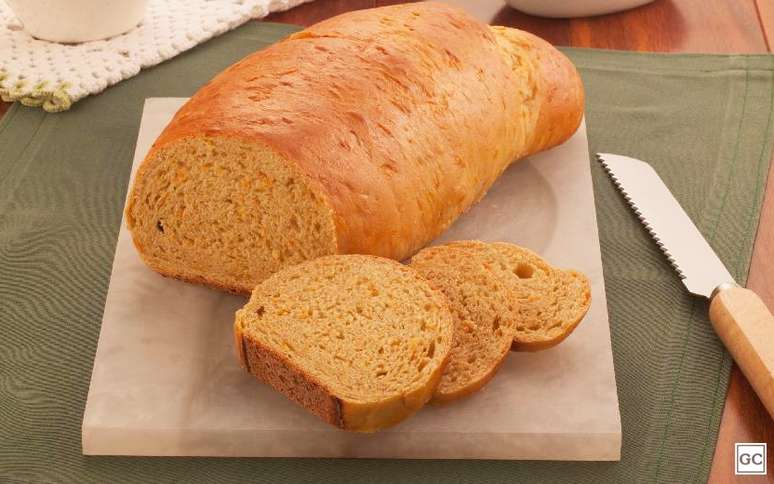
[126, 2, 584, 294]
[409, 241, 519, 403]
[234, 255, 454, 432]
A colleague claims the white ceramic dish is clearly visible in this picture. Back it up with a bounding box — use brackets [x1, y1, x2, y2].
[505, 0, 655, 18]
[5, 0, 147, 43]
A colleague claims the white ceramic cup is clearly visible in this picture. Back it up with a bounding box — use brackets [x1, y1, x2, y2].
[5, 0, 148, 43]
[504, 0, 656, 18]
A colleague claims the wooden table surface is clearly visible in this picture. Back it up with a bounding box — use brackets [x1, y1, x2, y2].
[0, 0, 770, 481]
[268, 1, 774, 483]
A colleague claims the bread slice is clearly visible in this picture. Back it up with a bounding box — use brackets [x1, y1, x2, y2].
[409, 241, 591, 403]
[233, 254, 454, 432]
[490, 243, 591, 351]
[126, 138, 338, 295]
[409, 241, 520, 403]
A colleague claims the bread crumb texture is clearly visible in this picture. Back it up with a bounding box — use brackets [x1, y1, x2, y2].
[411, 241, 591, 403]
[491, 242, 591, 351]
[234, 254, 454, 432]
[410, 241, 519, 403]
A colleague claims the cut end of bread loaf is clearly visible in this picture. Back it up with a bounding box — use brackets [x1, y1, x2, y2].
[234, 255, 454, 432]
[410, 241, 519, 403]
[126, 136, 338, 294]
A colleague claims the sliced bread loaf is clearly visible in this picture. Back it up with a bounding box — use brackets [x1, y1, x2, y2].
[234, 254, 454, 432]
[490, 242, 591, 351]
[409, 241, 591, 403]
[409, 241, 520, 403]
[125, 3, 584, 295]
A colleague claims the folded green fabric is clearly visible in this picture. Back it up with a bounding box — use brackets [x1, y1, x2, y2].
[0, 22, 772, 484]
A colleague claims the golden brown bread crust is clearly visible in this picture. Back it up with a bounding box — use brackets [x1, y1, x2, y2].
[491, 27, 584, 155]
[129, 2, 584, 290]
[341, 349, 449, 431]
[236, 323, 451, 430]
[526, 36, 584, 154]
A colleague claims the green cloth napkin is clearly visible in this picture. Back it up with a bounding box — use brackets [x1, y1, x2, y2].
[0, 21, 772, 484]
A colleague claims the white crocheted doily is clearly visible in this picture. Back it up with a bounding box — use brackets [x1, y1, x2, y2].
[0, 0, 311, 112]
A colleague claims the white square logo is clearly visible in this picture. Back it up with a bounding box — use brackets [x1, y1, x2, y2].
[736, 443, 767, 475]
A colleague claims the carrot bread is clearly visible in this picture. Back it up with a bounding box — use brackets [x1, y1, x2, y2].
[410, 241, 591, 403]
[409, 241, 519, 403]
[491, 243, 591, 351]
[125, 2, 584, 294]
[233, 255, 454, 432]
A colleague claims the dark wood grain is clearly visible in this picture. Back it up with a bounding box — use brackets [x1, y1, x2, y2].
[266, 0, 375, 25]
[0, 102, 9, 118]
[708, 1, 774, 481]
[380, 0, 766, 52]
[723, 148, 774, 484]
[712, 365, 774, 483]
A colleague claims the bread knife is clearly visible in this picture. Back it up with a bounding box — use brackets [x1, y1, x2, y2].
[597, 152, 774, 418]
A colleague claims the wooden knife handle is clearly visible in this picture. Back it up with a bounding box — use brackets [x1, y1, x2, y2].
[709, 286, 774, 418]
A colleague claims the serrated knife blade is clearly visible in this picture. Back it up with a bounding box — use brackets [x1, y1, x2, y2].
[597, 152, 774, 418]
[596, 152, 735, 298]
